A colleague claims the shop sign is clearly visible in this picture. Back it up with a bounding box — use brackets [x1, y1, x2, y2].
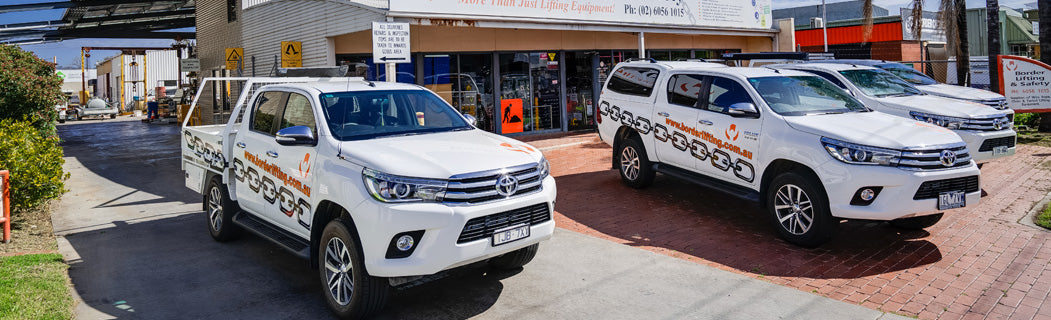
[391, 0, 772, 30]
[501, 98, 524, 134]
[372, 22, 411, 63]
[998, 55, 1051, 113]
[899, 8, 946, 42]
[225, 48, 244, 70]
[281, 41, 302, 68]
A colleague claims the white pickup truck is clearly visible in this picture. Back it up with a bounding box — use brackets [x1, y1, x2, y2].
[181, 77, 555, 318]
[597, 61, 981, 247]
[772, 63, 1016, 163]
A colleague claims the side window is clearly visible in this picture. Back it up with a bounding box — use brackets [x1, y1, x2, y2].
[667, 74, 705, 107]
[705, 77, 754, 113]
[279, 93, 317, 134]
[251, 91, 287, 135]
[805, 70, 847, 89]
[606, 67, 660, 97]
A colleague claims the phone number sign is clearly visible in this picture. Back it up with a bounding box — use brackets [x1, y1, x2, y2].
[998, 55, 1051, 113]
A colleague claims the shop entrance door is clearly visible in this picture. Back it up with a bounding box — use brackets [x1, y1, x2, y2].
[566, 51, 596, 131]
[498, 52, 562, 134]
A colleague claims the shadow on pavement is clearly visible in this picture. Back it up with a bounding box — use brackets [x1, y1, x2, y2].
[553, 169, 942, 279]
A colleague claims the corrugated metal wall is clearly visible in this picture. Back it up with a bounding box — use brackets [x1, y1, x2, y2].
[242, 0, 384, 72]
[796, 22, 904, 47]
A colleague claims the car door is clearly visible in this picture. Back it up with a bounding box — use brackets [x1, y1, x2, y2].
[653, 73, 704, 171]
[268, 91, 319, 236]
[693, 75, 762, 188]
[234, 90, 287, 220]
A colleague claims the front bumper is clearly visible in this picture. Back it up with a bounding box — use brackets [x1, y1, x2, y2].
[351, 176, 557, 278]
[819, 160, 981, 221]
[956, 129, 1017, 162]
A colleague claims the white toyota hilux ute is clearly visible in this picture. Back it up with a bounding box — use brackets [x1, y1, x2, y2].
[596, 61, 981, 247]
[772, 63, 1017, 163]
[181, 77, 555, 319]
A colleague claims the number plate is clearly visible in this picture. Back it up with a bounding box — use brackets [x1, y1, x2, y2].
[938, 191, 966, 210]
[492, 224, 530, 246]
[992, 146, 1009, 156]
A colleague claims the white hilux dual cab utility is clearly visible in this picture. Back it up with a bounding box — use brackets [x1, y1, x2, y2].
[771, 63, 1017, 163]
[596, 61, 981, 247]
[181, 77, 555, 319]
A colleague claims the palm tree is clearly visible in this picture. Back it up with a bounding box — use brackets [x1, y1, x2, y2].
[861, 0, 970, 85]
[1039, 0, 1051, 132]
[988, 0, 1001, 90]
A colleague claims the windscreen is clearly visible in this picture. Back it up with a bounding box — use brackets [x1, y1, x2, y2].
[877, 63, 938, 85]
[748, 76, 867, 116]
[320, 90, 472, 141]
[838, 68, 924, 97]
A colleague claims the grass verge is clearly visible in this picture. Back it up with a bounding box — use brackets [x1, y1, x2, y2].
[0, 253, 73, 319]
[1037, 203, 1051, 230]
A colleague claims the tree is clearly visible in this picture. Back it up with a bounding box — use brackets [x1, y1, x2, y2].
[1039, 0, 1051, 132]
[0, 44, 64, 135]
[988, 0, 1001, 91]
[866, 1, 970, 85]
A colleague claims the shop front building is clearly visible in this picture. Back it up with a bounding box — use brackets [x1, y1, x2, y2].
[213, 0, 784, 135]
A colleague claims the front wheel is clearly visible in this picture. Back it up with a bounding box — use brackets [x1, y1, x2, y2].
[319, 219, 389, 319]
[617, 137, 655, 189]
[890, 213, 943, 230]
[205, 178, 241, 242]
[766, 171, 835, 247]
[489, 243, 539, 270]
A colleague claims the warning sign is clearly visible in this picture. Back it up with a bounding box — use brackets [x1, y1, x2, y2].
[501, 99, 524, 134]
[281, 41, 302, 68]
[225, 48, 243, 70]
[372, 22, 411, 63]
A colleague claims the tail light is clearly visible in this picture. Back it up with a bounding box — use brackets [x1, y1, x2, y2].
[596, 105, 602, 124]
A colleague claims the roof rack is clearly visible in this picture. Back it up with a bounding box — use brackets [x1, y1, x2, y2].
[673, 58, 709, 62]
[625, 58, 658, 63]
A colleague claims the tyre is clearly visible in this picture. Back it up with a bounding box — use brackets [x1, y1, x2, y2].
[110, 114, 116, 119]
[489, 243, 539, 270]
[766, 171, 835, 247]
[617, 137, 655, 189]
[890, 213, 943, 230]
[205, 178, 241, 242]
[319, 219, 389, 319]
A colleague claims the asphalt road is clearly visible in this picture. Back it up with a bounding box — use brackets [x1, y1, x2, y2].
[53, 118, 908, 320]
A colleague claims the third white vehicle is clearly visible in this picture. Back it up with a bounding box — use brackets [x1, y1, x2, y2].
[597, 60, 981, 247]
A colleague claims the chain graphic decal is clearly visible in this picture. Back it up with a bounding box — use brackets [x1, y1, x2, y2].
[247, 167, 261, 192]
[261, 177, 277, 204]
[233, 159, 247, 182]
[235, 150, 315, 230]
[604, 102, 755, 183]
[184, 130, 227, 171]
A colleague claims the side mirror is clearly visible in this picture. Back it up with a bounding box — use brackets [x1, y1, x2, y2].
[727, 103, 759, 118]
[463, 114, 478, 126]
[275, 125, 317, 146]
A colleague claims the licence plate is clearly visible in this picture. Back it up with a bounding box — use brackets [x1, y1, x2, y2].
[993, 146, 1009, 156]
[492, 224, 530, 246]
[938, 191, 966, 210]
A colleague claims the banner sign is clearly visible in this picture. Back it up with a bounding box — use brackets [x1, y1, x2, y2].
[998, 55, 1051, 113]
[390, 0, 773, 30]
[900, 9, 946, 42]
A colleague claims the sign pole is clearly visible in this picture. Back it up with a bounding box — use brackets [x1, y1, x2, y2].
[386, 63, 396, 83]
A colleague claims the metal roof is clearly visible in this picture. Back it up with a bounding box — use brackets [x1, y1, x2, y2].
[0, 0, 195, 45]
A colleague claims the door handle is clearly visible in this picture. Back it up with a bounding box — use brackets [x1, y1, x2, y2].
[698, 120, 714, 126]
[236, 142, 246, 148]
[657, 112, 670, 117]
[266, 151, 278, 158]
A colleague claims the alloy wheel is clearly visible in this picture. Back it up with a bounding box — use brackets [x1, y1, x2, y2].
[208, 186, 223, 231]
[773, 184, 814, 235]
[324, 237, 354, 306]
[620, 146, 640, 180]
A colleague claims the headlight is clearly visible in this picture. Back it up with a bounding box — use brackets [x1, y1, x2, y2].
[537, 157, 550, 179]
[362, 168, 447, 202]
[820, 137, 902, 166]
[910, 111, 964, 129]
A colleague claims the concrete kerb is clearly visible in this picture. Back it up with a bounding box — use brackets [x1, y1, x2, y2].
[1019, 190, 1051, 230]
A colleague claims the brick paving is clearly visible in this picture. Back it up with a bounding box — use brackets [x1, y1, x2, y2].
[527, 132, 1051, 320]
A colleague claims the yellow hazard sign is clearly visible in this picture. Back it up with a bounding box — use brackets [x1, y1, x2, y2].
[281, 41, 302, 68]
[225, 48, 243, 70]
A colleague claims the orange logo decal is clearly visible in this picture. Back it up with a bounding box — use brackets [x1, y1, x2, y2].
[501, 142, 535, 154]
[725, 124, 739, 141]
[1005, 60, 1018, 71]
[298, 153, 312, 178]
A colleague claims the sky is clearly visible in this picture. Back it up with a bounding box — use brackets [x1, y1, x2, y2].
[0, 0, 1041, 68]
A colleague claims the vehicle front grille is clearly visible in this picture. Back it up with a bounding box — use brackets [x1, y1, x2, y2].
[898, 144, 972, 171]
[980, 98, 1008, 110]
[960, 114, 1012, 131]
[913, 176, 980, 200]
[978, 136, 1017, 152]
[444, 163, 543, 204]
[457, 203, 550, 244]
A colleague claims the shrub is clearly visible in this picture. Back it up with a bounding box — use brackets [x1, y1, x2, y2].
[0, 119, 68, 213]
[1014, 113, 1039, 130]
[0, 44, 64, 135]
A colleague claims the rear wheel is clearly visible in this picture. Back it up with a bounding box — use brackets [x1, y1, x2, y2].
[319, 219, 389, 319]
[489, 243, 539, 270]
[617, 137, 655, 189]
[766, 171, 835, 247]
[890, 213, 943, 230]
[205, 178, 241, 242]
